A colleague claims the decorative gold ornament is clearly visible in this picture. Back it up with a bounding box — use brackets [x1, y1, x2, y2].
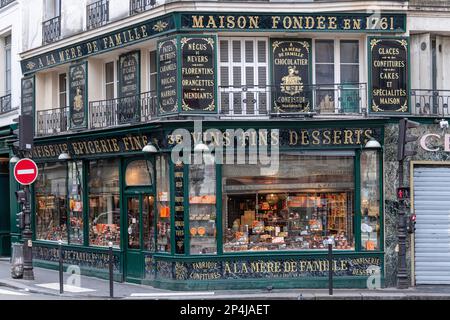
[153, 21, 168, 32]
[370, 39, 381, 51]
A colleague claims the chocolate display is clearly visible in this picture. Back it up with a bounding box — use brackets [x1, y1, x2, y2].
[224, 192, 354, 252]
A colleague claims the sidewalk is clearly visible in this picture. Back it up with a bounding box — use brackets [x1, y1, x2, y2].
[1, 260, 450, 300]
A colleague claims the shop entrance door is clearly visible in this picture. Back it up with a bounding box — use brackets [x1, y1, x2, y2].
[125, 194, 155, 282]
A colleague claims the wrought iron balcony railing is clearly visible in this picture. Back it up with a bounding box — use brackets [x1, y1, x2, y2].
[0, 94, 13, 114]
[411, 89, 450, 116]
[42, 16, 61, 45]
[129, 0, 156, 16]
[0, 0, 14, 9]
[36, 107, 69, 137]
[219, 83, 368, 117]
[87, 0, 109, 30]
[90, 91, 157, 129]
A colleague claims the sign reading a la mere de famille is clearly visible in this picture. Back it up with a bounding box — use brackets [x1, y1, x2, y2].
[271, 39, 312, 114]
[22, 12, 405, 74]
[118, 51, 140, 124]
[69, 62, 88, 129]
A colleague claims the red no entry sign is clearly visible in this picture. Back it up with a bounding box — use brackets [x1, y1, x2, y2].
[14, 159, 38, 186]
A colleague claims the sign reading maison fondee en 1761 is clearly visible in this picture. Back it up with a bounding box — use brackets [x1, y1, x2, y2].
[118, 51, 140, 124]
[69, 62, 88, 129]
[21, 13, 405, 74]
[181, 13, 406, 32]
[369, 37, 409, 114]
[271, 39, 312, 113]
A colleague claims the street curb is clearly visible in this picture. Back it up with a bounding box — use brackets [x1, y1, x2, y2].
[0, 279, 58, 297]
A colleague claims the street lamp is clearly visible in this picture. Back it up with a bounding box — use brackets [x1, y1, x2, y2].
[364, 138, 382, 149]
[10, 155, 20, 164]
[142, 142, 158, 153]
[194, 142, 209, 152]
[58, 152, 71, 161]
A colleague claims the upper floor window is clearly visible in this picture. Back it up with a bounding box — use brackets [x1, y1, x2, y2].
[105, 61, 115, 100]
[87, 0, 109, 30]
[44, 0, 60, 20]
[314, 39, 360, 85]
[314, 39, 361, 114]
[42, 0, 61, 45]
[219, 38, 269, 116]
[59, 73, 67, 108]
[149, 50, 157, 92]
[0, 0, 15, 9]
[130, 0, 156, 16]
[4, 35, 11, 96]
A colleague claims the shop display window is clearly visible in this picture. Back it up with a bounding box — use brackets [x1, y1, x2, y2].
[68, 161, 83, 245]
[35, 163, 68, 243]
[88, 159, 120, 248]
[360, 150, 381, 251]
[189, 161, 217, 255]
[222, 153, 355, 252]
[156, 155, 171, 253]
[143, 195, 156, 251]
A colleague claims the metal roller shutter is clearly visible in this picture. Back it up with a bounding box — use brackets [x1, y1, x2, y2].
[414, 166, 450, 284]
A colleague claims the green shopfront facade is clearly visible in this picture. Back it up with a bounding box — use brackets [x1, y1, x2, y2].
[30, 120, 386, 289]
[18, 7, 411, 289]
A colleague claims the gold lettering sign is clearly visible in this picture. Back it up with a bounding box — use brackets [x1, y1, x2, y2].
[188, 14, 401, 31]
[33, 135, 150, 159]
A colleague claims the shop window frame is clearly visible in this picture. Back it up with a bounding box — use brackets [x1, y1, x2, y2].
[32, 161, 90, 247]
[217, 147, 384, 257]
[311, 36, 365, 114]
[87, 158, 122, 249]
[185, 161, 220, 256]
[155, 153, 173, 255]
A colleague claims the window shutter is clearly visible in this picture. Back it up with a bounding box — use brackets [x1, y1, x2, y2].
[258, 41, 266, 63]
[232, 41, 241, 63]
[245, 41, 254, 63]
[219, 38, 268, 116]
[220, 40, 229, 63]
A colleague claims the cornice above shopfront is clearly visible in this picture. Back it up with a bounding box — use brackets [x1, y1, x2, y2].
[20, 10, 407, 75]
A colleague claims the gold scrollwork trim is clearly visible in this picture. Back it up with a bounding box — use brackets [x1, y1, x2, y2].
[182, 100, 194, 111]
[396, 101, 408, 112]
[370, 39, 382, 51]
[396, 39, 408, 50]
[372, 101, 384, 112]
[180, 37, 188, 49]
[204, 102, 216, 111]
[300, 41, 310, 53]
[272, 41, 280, 52]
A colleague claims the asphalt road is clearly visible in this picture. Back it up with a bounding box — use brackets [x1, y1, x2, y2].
[0, 286, 98, 300]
